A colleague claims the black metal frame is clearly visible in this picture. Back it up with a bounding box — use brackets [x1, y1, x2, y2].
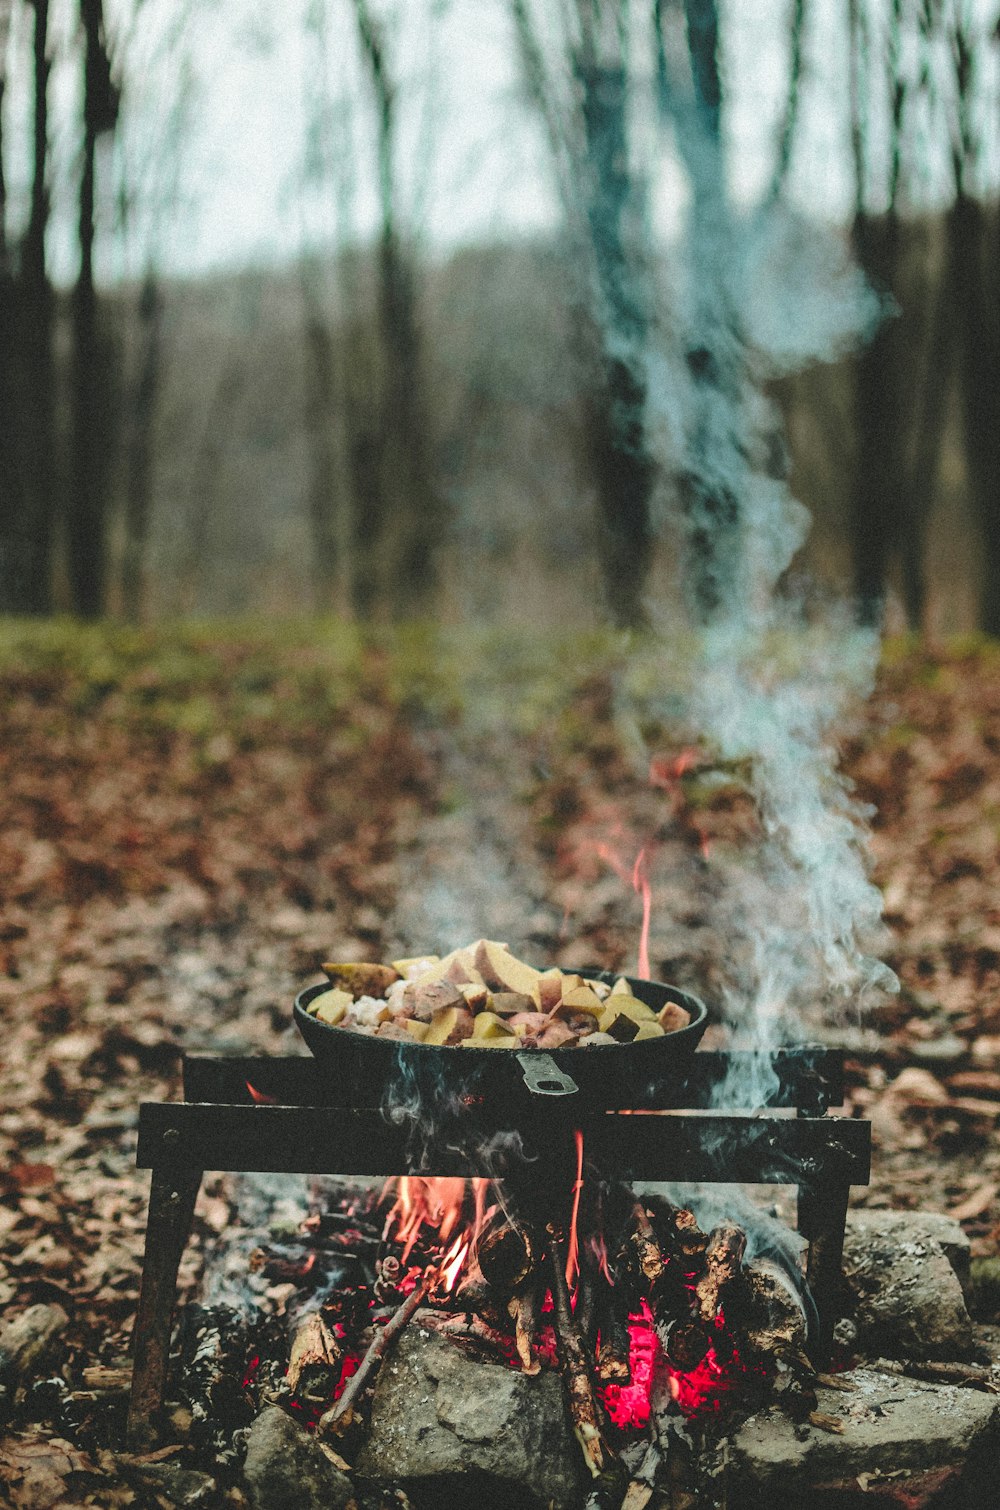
[126, 1048, 869, 1447]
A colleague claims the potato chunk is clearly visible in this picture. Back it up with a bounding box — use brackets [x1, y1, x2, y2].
[657, 1001, 692, 1032]
[308, 987, 352, 1026]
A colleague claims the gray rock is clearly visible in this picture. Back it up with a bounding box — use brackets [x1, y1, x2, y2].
[722, 1366, 1000, 1504]
[842, 1210, 974, 1360]
[243, 1405, 354, 1510]
[356, 1322, 580, 1509]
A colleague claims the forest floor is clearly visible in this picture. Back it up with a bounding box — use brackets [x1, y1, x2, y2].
[2, 619, 1000, 1505]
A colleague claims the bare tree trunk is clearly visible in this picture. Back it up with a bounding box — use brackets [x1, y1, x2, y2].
[949, 195, 1000, 636]
[655, 0, 743, 623]
[0, 0, 21, 612]
[15, 0, 57, 614]
[350, 0, 447, 621]
[899, 230, 953, 633]
[849, 211, 906, 629]
[575, 37, 654, 627]
[121, 272, 163, 624]
[299, 264, 341, 615]
[68, 0, 118, 619]
[510, 0, 654, 628]
[767, 0, 807, 205]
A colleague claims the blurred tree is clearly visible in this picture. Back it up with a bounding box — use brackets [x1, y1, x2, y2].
[841, 0, 999, 633]
[654, 0, 743, 623]
[348, 0, 447, 620]
[121, 270, 163, 623]
[946, 5, 1000, 636]
[68, 0, 120, 619]
[511, 0, 654, 629]
[120, 4, 195, 624]
[6, 0, 58, 615]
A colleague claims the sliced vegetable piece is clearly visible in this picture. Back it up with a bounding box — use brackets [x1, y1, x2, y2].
[657, 1001, 692, 1032]
[309, 987, 352, 1026]
[472, 1012, 517, 1039]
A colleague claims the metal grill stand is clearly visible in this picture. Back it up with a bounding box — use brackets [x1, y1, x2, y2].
[126, 1047, 869, 1448]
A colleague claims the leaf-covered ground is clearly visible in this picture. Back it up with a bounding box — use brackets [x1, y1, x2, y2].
[1, 621, 999, 1505]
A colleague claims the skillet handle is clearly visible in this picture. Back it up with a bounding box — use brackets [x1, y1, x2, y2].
[517, 1052, 579, 1096]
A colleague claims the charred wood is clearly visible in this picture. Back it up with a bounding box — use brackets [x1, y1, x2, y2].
[669, 1208, 709, 1268]
[374, 1255, 403, 1306]
[508, 1276, 543, 1374]
[318, 1279, 429, 1436]
[628, 1201, 665, 1288]
[476, 1209, 539, 1294]
[658, 1317, 710, 1374]
[171, 1304, 266, 1456]
[420, 1309, 514, 1358]
[547, 1224, 615, 1480]
[739, 1258, 808, 1360]
[875, 1357, 1000, 1393]
[695, 1224, 747, 1323]
[594, 1283, 631, 1385]
[287, 1311, 342, 1405]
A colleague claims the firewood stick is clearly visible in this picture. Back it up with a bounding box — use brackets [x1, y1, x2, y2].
[318, 1280, 429, 1436]
[694, 1224, 746, 1323]
[621, 1377, 684, 1510]
[875, 1358, 1000, 1393]
[575, 1257, 596, 1343]
[669, 1207, 709, 1267]
[477, 1210, 538, 1293]
[508, 1275, 543, 1375]
[547, 1224, 614, 1480]
[629, 1201, 665, 1287]
[421, 1310, 513, 1353]
[287, 1311, 342, 1400]
[595, 1285, 631, 1385]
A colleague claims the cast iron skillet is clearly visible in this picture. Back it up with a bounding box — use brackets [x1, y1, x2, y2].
[294, 968, 709, 1114]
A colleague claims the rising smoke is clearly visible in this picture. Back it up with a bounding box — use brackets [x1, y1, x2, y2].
[642, 204, 898, 1099]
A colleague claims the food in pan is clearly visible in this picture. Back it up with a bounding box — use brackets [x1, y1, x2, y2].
[305, 939, 691, 1049]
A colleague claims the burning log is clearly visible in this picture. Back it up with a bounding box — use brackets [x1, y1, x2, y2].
[667, 1207, 709, 1268]
[739, 1258, 808, 1360]
[658, 1317, 710, 1374]
[421, 1309, 514, 1356]
[373, 1255, 403, 1306]
[629, 1201, 665, 1288]
[547, 1224, 614, 1480]
[318, 1279, 429, 1436]
[596, 1322, 631, 1386]
[508, 1277, 543, 1375]
[286, 1312, 342, 1406]
[694, 1224, 747, 1323]
[476, 1209, 539, 1293]
[592, 1276, 632, 1385]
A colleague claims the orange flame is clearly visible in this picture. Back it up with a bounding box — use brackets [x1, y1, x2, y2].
[597, 841, 653, 980]
[246, 1081, 278, 1104]
[565, 1129, 585, 1291]
[631, 848, 652, 980]
[381, 1176, 489, 1285]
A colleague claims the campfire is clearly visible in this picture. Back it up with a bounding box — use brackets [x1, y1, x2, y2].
[125, 944, 875, 1507]
[277, 1170, 821, 1470]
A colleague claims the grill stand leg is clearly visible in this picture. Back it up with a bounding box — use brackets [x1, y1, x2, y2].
[126, 1164, 202, 1450]
[798, 1179, 850, 1368]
